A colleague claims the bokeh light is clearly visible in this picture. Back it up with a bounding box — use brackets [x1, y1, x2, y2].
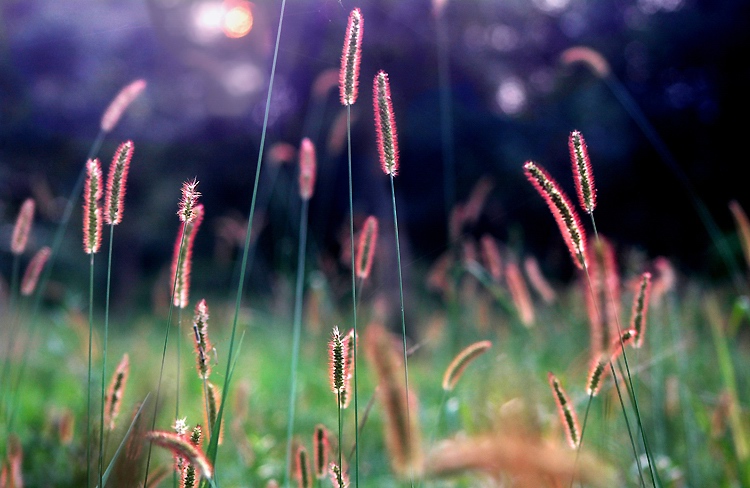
[223, 1, 253, 39]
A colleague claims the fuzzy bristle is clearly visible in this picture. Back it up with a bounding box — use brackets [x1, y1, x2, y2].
[295, 444, 312, 488]
[299, 138, 317, 200]
[569, 130, 597, 214]
[547, 372, 580, 449]
[506, 261, 535, 326]
[104, 353, 130, 431]
[83, 159, 103, 254]
[373, 71, 400, 176]
[104, 140, 134, 226]
[329, 462, 349, 488]
[146, 429, 213, 480]
[11, 198, 35, 256]
[339, 9, 363, 106]
[364, 322, 423, 478]
[442, 341, 492, 391]
[313, 424, 329, 479]
[631, 272, 652, 348]
[100, 79, 147, 133]
[328, 327, 348, 400]
[178, 179, 201, 224]
[171, 203, 204, 309]
[355, 216, 378, 280]
[523, 161, 588, 269]
[21, 246, 51, 296]
[192, 299, 212, 379]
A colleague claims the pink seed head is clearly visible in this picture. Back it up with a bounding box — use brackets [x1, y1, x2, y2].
[631, 272, 652, 348]
[313, 425, 330, 479]
[104, 141, 134, 225]
[373, 71, 400, 176]
[11, 198, 35, 255]
[547, 372, 580, 449]
[83, 159, 103, 254]
[21, 246, 51, 296]
[178, 179, 201, 223]
[355, 216, 378, 280]
[101, 79, 147, 133]
[339, 9, 363, 106]
[299, 138, 317, 200]
[569, 130, 597, 214]
[328, 326, 348, 396]
[171, 204, 204, 309]
[523, 161, 588, 269]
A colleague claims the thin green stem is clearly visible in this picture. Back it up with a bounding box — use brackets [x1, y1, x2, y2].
[99, 224, 115, 488]
[346, 104, 361, 487]
[176, 306, 183, 420]
[589, 213, 658, 486]
[610, 362, 646, 488]
[569, 393, 594, 488]
[389, 174, 414, 487]
[206, 0, 288, 471]
[143, 226, 187, 487]
[338, 390, 343, 480]
[284, 198, 309, 488]
[87, 253, 95, 488]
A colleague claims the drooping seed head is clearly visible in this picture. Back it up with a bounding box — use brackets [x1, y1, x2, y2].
[101, 79, 147, 133]
[547, 372, 580, 449]
[299, 138, 317, 200]
[559, 46, 611, 78]
[569, 130, 597, 214]
[192, 299, 212, 379]
[373, 70, 400, 176]
[146, 429, 213, 480]
[339, 9, 363, 106]
[104, 140, 134, 225]
[104, 353, 130, 431]
[21, 246, 51, 296]
[313, 424, 330, 479]
[178, 179, 201, 223]
[11, 198, 35, 255]
[171, 204, 204, 309]
[442, 340, 492, 391]
[83, 160, 103, 254]
[523, 161, 588, 269]
[355, 216, 378, 280]
[631, 272, 652, 348]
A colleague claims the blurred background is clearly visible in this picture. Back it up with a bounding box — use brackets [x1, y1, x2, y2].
[1, 0, 749, 313]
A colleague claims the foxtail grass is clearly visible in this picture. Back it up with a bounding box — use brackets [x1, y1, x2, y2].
[340, 9, 364, 486]
[143, 183, 202, 487]
[284, 137, 316, 487]
[98, 140, 134, 488]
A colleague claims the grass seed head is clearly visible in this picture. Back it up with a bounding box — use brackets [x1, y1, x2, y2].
[442, 340, 492, 391]
[100, 78, 147, 133]
[192, 299, 212, 379]
[83, 159, 102, 254]
[631, 272, 652, 348]
[104, 353, 130, 431]
[11, 198, 35, 256]
[523, 161, 588, 270]
[339, 9, 363, 106]
[146, 429, 213, 481]
[569, 130, 597, 214]
[299, 138, 317, 200]
[313, 424, 329, 479]
[171, 203, 204, 309]
[373, 71, 400, 176]
[104, 140, 134, 225]
[547, 372, 580, 449]
[295, 443, 312, 488]
[21, 246, 51, 296]
[355, 216, 378, 280]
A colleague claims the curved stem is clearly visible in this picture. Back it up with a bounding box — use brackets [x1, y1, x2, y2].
[99, 224, 115, 488]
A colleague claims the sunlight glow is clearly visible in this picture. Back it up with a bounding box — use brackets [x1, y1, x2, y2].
[223, 1, 254, 39]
